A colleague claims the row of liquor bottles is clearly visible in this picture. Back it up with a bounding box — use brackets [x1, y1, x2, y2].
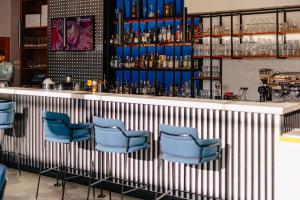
[116, 0, 178, 19]
[110, 25, 192, 45]
[110, 54, 192, 69]
[109, 80, 192, 97]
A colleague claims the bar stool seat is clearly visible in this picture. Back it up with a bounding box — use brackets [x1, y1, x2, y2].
[156, 124, 221, 200]
[0, 101, 21, 175]
[0, 164, 7, 200]
[87, 117, 150, 200]
[36, 111, 92, 200]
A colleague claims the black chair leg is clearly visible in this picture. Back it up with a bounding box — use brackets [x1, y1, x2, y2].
[35, 161, 42, 199]
[87, 177, 92, 200]
[13, 124, 21, 176]
[36, 142, 46, 199]
[61, 144, 70, 200]
[121, 154, 127, 200]
[98, 189, 105, 198]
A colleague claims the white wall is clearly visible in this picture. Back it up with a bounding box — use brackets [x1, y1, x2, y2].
[0, 0, 20, 62]
[0, 0, 11, 37]
[185, 0, 300, 13]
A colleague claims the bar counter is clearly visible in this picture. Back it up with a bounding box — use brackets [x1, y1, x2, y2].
[0, 87, 299, 200]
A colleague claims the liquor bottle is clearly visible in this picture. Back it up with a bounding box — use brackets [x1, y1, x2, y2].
[175, 56, 179, 69]
[166, 25, 172, 43]
[132, 0, 137, 18]
[158, 28, 163, 43]
[114, 56, 118, 68]
[142, 81, 147, 95]
[168, 56, 173, 68]
[179, 56, 184, 69]
[147, 81, 151, 95]
[110, 35, 114, 44]
[131, 57, 135, 68]
[151, 82, 156, 95]
[149, 54, 154, 68]
[162, 56, 167, 68]
[183, 55, 188, 69]
[162, 27, 167, 43]
[175, 25, 181, 42]
[141, 30, 146, 43]
[118, 57, 122, 68]
[134, 30, 139, 43]
[153, 29, 157, 43]
[170, 84, 174, 96]
[187, 55, 191, 69]
[125, 56, 129, 68]
[110, 56, 114, 68]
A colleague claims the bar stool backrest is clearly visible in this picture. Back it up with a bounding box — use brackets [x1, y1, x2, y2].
[0, 164, 7, 200]
[42, 111, 72, 140]
[0, 102, 15, 128]
[159, 124, 220, 164]
[93, 117, 129, 149]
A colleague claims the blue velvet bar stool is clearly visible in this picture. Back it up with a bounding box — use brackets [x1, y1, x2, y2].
[0, 164, 7, 200]
[156, 124, 221, 200]
[0, 101, 21, 176]
[36, 111, 92, 200]
[87, 117, 150, 200]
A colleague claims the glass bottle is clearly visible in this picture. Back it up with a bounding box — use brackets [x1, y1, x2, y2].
[132, 0, 137, 19]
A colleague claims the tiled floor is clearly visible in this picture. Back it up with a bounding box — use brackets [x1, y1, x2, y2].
[5, 168, 141, 200]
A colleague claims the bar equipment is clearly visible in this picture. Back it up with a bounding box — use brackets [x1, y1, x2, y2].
[268, 72, 300, 102]
[42, 78, 55, 90]
[258, 69, 273, 102]
[62, 76, 73, 90]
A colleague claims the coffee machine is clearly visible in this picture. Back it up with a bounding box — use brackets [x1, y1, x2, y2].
[258, 69, 273, 102]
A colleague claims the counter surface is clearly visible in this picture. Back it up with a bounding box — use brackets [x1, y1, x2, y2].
[0, 87, 299, 115]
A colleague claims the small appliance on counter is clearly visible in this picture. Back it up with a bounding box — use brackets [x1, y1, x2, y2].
[0, 62, 14, 88]
[258, 69, 273, 102]
[42, 78, 55, 90]
[62, 76, 74, 90]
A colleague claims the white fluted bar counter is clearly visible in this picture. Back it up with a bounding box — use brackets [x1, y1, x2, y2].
[0, 87, 299, 200]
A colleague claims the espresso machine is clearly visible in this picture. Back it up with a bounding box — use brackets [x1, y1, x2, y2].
[258, 69, 273, 102]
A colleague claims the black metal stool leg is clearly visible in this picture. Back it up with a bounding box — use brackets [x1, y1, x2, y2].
[121, 154, 127, 200]
[13, 123, 21, 176]
[155, 153, 162, 200]
[61, 144, 71, 200]
[36, 142, 46, 199]
[54, 145, 62, 187]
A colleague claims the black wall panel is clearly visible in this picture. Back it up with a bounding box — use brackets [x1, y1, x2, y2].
[48, 0, 103, 83]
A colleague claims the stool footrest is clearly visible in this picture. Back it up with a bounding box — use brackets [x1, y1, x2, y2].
[157, 189, 172, 200]
[90, 176, 111, 187]
[123, 184, 147, 195]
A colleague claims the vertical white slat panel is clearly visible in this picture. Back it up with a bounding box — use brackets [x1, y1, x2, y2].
[214, 110, 220, 199]
[233, 111, 239, 200]
[153, 105, 159, 189]
[253, 113, 259, 200]
[174, 106, 180, 195]
[260, 113, 266, 200]
[273, 114, 281, 200]
[239, 112, 246, 200]
[196, 108, 202, 197]
[129, 103, 134, 183]
[267, 114, 273, 200]
[148, 104, 153, 189]
[227, 110, 232, 200]
[208, 109, 214, 197]
[246, 112, 253, 200]
[202, 109, 208, 197]
[179, 107, 185, 198]
[190, 108, 197, 196]
[164, 105, 169, 191]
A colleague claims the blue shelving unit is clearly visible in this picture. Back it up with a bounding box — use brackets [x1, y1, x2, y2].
[106, 0, 204, 97]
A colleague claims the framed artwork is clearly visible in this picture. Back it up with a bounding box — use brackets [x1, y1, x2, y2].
[65, 16, 95, 51]
[50, 18, 64, 51]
